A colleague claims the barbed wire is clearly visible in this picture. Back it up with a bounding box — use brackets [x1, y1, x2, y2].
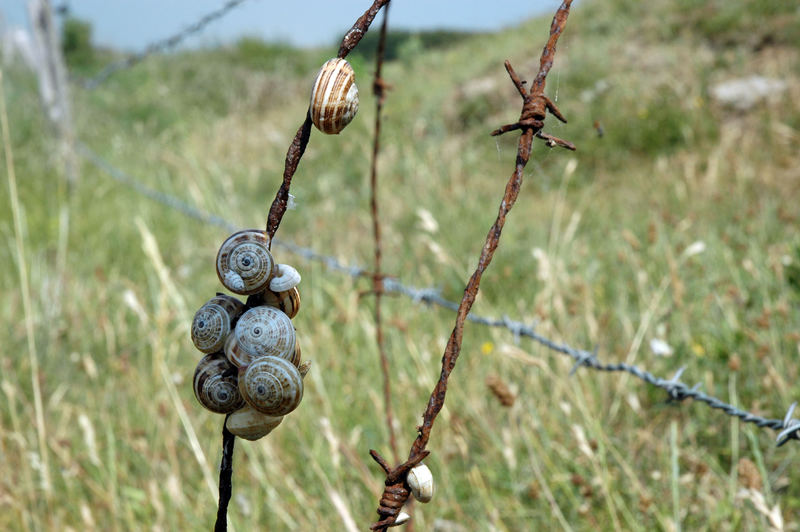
[79, 0, 250, 90]
[75, 141, 800, 450]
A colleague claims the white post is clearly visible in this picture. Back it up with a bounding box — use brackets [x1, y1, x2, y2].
[27, 0, 76, 184]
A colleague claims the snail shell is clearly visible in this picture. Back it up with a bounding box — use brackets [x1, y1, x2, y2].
[269, 264, 301, 293]
[190, 294, 244, 353]
[262, 286, 301, 319]
[234, 306, 296, 364]
[407, 464, 434, 503]
[239, 356, 303, 416]
[310, 58, 359, 134]
[225, 404, 283, 441]
[216, 230, 277, 295]
[193, 353, 245, 414]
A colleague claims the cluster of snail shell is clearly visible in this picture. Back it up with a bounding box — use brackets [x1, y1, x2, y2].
[191, 229, 308, 441]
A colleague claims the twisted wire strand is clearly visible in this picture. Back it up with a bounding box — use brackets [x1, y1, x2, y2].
[80, 0, 250, 90]
[76, 142, 800, 446]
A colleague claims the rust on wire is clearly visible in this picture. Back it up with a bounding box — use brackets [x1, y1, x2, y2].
[265, 0, 391, 243]
[368, 2, 400, 465]
[369, 1, 575, 529]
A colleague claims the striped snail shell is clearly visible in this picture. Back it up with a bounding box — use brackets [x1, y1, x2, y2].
[262, 286, 301, 320]
[193, 353, 245, 414]
[233, 306, 296, 364]
[239, 356, 304, 416]
[310, 58, 359, 134]
[407, 463, 434, 503]
[225, 404, 283, 441]
[190, 294, 244, 353]
[216, 230, 277, 295]
[269, 264, 301, 292]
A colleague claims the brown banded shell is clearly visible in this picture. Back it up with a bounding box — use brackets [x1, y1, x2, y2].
[216, 230, 277, 295]
[225, 404, 283, 441]
[290, 337, 301, 368]
[193, 353, 245, 414]
[234, 306, 296, 362]
[190, 294, 244, 353]
[310, 58, 359, 134]
[262, 286, 301, 319]
[239, 356, 303, 416]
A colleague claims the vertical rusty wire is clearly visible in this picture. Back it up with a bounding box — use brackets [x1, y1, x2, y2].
[369, 2, 575, 529]
[369, 2, 399, 466]
[214, 421, 236, 532]
[266, 0, 391, 242]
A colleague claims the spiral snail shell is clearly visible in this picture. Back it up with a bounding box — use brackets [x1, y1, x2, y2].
[225, 404, 284, 441]
[216, 230, 277, 295]
[193, 353, 245, 414]
[239, 356, 304, 416]
[233, 306, 296, 363]
[407, 463, 434, 503]
[262, 286, 301, 320]
[190, 294, 244, 354]
[310, 58, 359, 134]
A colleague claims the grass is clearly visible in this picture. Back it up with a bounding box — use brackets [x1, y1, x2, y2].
[1, 0, 799, 529]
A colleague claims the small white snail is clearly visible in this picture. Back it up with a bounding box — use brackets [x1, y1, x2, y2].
[239, 356, 304, 416]
[193, 353, 245, 414]
[190, 294, 244, 354]
[310, 58, 359, 134]
[269, 264, 301, 292]
[225, 404, 284, 441]
[216, 229, 277, 295]
[262, 286, 301, 319]
[407, 463, 434, 503]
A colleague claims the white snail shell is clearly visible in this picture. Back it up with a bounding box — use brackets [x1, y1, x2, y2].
[269, 264, 301, 292]
[393, 511, 411, 527]
[310, 58, 359, 134]
[262, 286, 301, 319]
[407, 464, 434, 503]
[190, 294, 244, 353]
[193, 353, 245, 414]
[216, 230, 277, 295]
[233, 306, 296, 364]
[225, 404, 283, 441]
[239, 356, 304, 416]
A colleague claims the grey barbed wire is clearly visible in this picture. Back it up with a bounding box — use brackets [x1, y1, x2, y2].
[76, 142, 800, 447]
[79, 0, 249, 90]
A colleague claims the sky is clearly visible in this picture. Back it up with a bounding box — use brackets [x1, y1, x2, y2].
[1, 0, 563, 51]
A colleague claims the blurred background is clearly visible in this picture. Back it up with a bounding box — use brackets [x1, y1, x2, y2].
[1, 0, 798, 530]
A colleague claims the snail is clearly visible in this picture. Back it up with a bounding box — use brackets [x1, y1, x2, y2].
[239, 356, 303, 416]
[262, 286, 301, 319]
[190, 294, 244, 354]
[193, 353, 245, 414]
[216, 230, 277, 295]
[232, 306, 296, 364]
[407, 463, 434, 503]
[225, 404, 284, 441]
[310, 58, 359, 134]
[269, 264, 301, 292]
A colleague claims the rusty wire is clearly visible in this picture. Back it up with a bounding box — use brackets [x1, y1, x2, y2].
[265, 0, 391, 242]
[369, 2, 576, 529]
[367, 2, 400, 465]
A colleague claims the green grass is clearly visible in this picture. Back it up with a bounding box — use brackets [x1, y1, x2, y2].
[2, 0, 799, 529]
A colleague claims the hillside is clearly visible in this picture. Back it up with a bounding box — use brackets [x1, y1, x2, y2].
[1, 0, 799, 529]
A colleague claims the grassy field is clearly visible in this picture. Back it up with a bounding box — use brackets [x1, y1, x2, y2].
[2, 0, 799, 530]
